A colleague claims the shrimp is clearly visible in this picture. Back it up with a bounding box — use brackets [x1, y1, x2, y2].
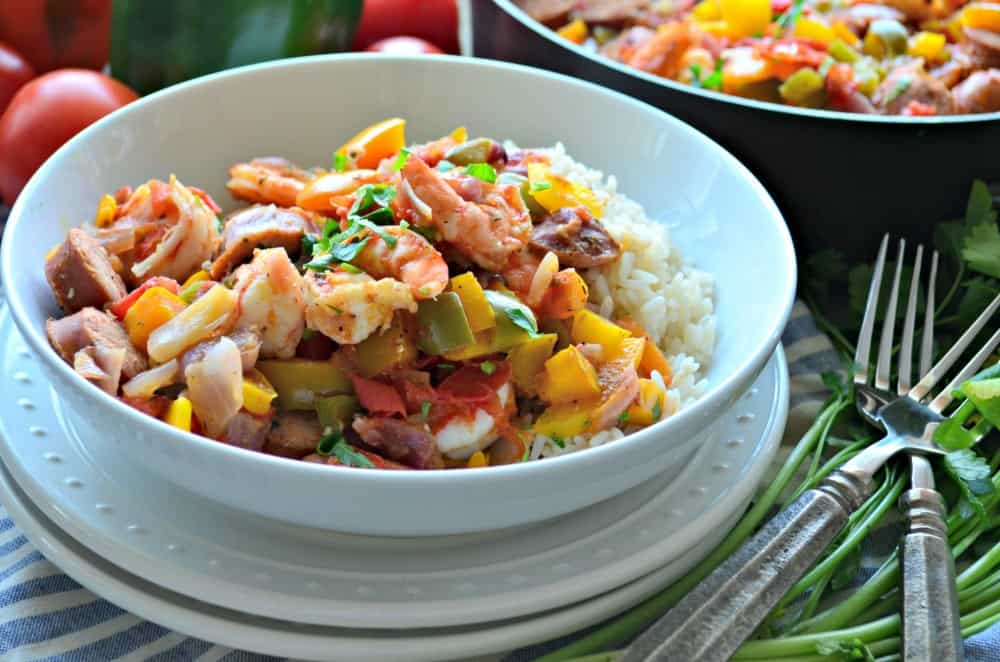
[303, 269, 416, 345]
[398, 156, 531, 272]
[226, 157, 315, 208]
[230, 248, 306, 359]
[625, 21, 700, 81]
[110, 176, 222, 286]
[351, 226, 448, 299]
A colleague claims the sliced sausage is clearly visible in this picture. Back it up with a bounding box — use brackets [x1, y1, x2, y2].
[45, 228, 128, 314]
[953, 69, 1000, 114]
[530, 206, 621, 268]
[873, 67, 955, 115]
[516, 0, 576, 26]
[572, 0, 649, 27]
[302, 451, 410, 470]
[222, 410, 274, 452]
[73, 344, 126, 395]
[46, 307, 147, 380]
[352, 416, 444, 469]
[209, 204, 319, 280]
[265, 412, 324, 459]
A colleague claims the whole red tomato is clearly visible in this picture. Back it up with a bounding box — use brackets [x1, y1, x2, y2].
[0, 69, 138, 204]
[353, 0, 459, 54]
[366, 36, 444, 54]
[0, 42, 35, 114]
[0, 0, 111, 73]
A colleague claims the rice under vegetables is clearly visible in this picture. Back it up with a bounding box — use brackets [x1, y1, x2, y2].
[513, 143, 716, 460]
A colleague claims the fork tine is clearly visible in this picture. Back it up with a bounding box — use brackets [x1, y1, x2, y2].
[919, 251, 938, 378]
[929, 326, 1000, 413]
[897, 244, 923, 394]
[855, 234, 889, 385]
[911, 291, 1000, 403]
[875, 239, 906, 391]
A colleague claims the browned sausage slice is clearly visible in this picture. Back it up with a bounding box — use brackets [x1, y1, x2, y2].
[265, 411, 325, 458]
[573, 0, 649, 26]
[352, 416, 444, 469]
[209, 205, 319, 280]
[222, 410, 275, 451]
[45, 228, 128, 314]
[46, 307, 147, 380]
[516, 0, 576, 26]
[530, 206, 621, 268]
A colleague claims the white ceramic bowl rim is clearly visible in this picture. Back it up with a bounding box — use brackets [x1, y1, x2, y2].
[1, 53, 796, 487]
[489, 0, 1000, 126]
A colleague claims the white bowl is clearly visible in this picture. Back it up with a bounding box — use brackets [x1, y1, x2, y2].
[2, 55, 795, 536]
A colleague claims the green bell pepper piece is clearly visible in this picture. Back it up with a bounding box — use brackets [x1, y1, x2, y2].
[417, 292, 475, 354]
[315, 395, 360, 429]
[257, 358, 353, 410]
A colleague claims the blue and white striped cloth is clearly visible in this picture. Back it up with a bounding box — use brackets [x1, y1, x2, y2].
[1, 301, 998, 660]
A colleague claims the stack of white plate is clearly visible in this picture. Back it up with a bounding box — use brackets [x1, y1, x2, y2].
[0, 302, 787, 661]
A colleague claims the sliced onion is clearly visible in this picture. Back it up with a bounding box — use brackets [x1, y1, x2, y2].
[184, 336, 243, 438]
[122, 359, 179, 399]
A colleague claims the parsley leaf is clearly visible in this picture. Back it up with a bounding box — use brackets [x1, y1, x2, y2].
[618, 410, 630, 426]
[702, 59, 724, 91]
[331, 439, 375, 468]
[484, 290, 543, 337]
[466, 163, 498, 184]
[316, 432, 341, 456]
[551, 436, 565, 448]
[652, 397, 663, 422]
[944, 449, 995, 518]
[963, 221, 1000, 279]
[305, 252, 337, 272]
[355, 216, 397, 248]
[481, 361, 497, 375]
[349, 183, 397, 217]
[334, 152, 348, 173]
[815, 638, 875, 661]
[327, 237, 370, 262]
[531, 180, 553, 192]
[420, 401, 431, 420]
[966, 179, 997, 227]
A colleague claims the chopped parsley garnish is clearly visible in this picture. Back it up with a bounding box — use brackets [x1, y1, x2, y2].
[466, 163, 498, 184]
[349, 183, 397, 216]
[530, 180, 552, 192]
[301, 233, 318, 258]
[303, 184, 400, 273]
[412, 224, 437, 242]
[437, 160, 456, 173]
[551, 436, 566, 448]
[333, 152, 348, 173]
[885, 75, 913, 104]
[775, 0, 806, 31]
[399, 220, 410, 231]
[691, 59, 723, 91]
[480, 361, 497, 375]
[392, 148, 411, 172]
[302, 328, 315, 341]
[327, 236, 371, 262]
[618, 410, 630, 426]
[316, 432, 342, 456]
[420, 401, 432, 420]
[340, 262, 363, 274]
[332, 439, 375, 468]
[506, 308, 543, 337]
[652, 397, 663, 422]
[355, 216, 397, 247]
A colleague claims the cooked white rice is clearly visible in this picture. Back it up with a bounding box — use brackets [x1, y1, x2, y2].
[509, 142, 716, 460]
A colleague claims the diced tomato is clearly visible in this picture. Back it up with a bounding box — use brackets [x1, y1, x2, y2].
[189, 185, 222, 215]
[351, 375, 407, 417]
[119, 395, 170, 419]
[112, 185, 132, 205]
[436, 361, 512, 406]
[109, 276, 181, 319]
[902, 100, 938, 116]
[771, 0, 792, 12]
[824, 62, 857, 108]
[754, 38, 828, 79]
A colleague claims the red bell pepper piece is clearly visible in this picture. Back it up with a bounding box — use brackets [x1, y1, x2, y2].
[108, 276, 180, 319]
[351, 375, 407, 418]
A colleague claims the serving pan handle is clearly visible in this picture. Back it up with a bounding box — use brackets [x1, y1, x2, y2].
[618, 470, 871, 662]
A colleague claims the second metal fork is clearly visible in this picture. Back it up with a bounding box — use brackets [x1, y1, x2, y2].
[619, 239, 1000, 662]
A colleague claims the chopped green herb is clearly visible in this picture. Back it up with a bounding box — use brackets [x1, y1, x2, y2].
[776, 0, 806, 31]
[330, 439, 376, 468]
[652, 397, 663, 422]
[399, 220, 410, 231]
[466, 163, 498, 184]
[301, 233, 318, 258]
[421, 400, 432, 420]
[437, 160, 456, 173]
[412, 224, 437, 242]
[530, 180, 552, 192]
[618, 410, 630, 426]
[302, 328, 315, 341]
[316, 432, 342, 456]
[327, 236, 370, 262]
[349, 183, 397, 217]
[340, 262, 363, 274]
[437, 363, 455, 369]
[885, 75, 913, 104]
[392, 148, 411, 172]
[551, 436, 565, 448]
[702, 59, 724, 91]
[355, 216, 397, 247]
[334, 152, 348, 173]
[481, 361, 497, 375]
[304, 253, 336, 272]
[944, 449, 995, 517]
[506, 308, 542, 337]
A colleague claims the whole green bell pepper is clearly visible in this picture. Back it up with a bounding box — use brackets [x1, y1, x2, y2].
[110, 0, 362, 94]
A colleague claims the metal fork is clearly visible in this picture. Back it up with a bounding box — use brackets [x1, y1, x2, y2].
[619, 239, 1000, 662]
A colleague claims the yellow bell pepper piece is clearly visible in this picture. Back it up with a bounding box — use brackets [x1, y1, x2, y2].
[692, 0, 721, 21]
[181, 270, 210, 288]
[538, 345, 601, 405]
[335, 118, 406, 170]
[450, 272, 495, 332]
[908, 31, 948, 60]
[508, 333, 557, 395]
[296, 170, 379, 211]
[571, 309, 632, 354]
[94, 194, 117, 228]
[124, 286, 187, 350]
[256, 359, 353, 410]
[165, 396, 193, 432]
[963, 3, 1000, 31]
[527, 163, 604, 219]
[719, 0, 771, 38]
[793, 17, 837, 45]
[242, 369, 277, 416]
[557, 18, 588, 44]
[466, 451, 488, 468]
[534, 403, 593, 439]
[449, 126, 468, 143]
[615, 318, 673, 381]
[832, 21, 861, 47]
[625, 379, 668, 427]
[147, 285, 237, 363]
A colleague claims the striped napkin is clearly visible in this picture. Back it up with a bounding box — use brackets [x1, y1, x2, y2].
[1, 299, 998, 660]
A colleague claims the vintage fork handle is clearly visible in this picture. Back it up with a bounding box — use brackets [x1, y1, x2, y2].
[619, 470, 872, 662]
[900, 487, 963, 662]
